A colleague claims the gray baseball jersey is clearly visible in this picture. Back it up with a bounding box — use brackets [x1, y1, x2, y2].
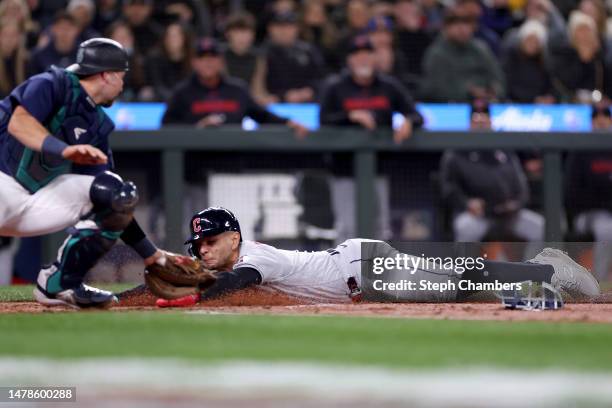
[233, 238, 382, 302]
[233, 238, 460, 303]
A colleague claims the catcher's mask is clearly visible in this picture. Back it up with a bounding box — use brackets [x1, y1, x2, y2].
[497, 281, 564, 311]
[185, 207, 242, 258]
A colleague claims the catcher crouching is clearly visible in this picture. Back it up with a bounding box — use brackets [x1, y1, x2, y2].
[130, 207, 600, 308]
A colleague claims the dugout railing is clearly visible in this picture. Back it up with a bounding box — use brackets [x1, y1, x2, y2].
[42, 127, 612, 257]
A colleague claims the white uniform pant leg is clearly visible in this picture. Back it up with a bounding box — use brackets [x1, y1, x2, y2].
[0, 173, 94, 237]
[576, 210, 612, 281]
[509, 209, 545, 242]
[453, 211, 490, 242]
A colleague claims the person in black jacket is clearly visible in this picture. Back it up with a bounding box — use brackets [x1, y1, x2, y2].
[319, 36, 423, 143]
[162, 37, 307, 137]
[503, 20, 556, 103]
[262, 11, 326, 103]
[28, 12, 80, 76]
[440, 101, 544, 241]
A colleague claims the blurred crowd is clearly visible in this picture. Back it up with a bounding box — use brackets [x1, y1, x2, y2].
[3, 0, 612, 106]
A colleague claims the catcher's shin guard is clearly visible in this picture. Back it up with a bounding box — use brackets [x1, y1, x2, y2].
[37, 226, 120, 294]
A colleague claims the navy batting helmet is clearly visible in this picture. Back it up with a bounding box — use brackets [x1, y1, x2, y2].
[67, 38, 129, 76]
[185, 207, 242, 258]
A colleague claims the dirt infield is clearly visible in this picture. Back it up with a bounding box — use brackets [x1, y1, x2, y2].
[1, 287, 612, 323]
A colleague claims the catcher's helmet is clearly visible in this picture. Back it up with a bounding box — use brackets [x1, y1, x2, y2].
[66, 38, 129, 76]
[185, 207, 242, 258]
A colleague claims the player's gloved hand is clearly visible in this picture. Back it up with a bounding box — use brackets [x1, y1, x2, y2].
[144, 251, 216, 300]
[62, 144, 108, 165]
[156, 293, 201, 308]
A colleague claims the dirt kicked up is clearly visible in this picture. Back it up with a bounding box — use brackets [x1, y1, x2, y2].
[1, 287, 612, 323]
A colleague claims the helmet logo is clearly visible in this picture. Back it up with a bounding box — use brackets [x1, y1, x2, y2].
[74, 127, 86, 141]
[192, 217, 201, 233]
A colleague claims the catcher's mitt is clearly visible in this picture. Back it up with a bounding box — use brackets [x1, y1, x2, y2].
[145, 252, 217, 300]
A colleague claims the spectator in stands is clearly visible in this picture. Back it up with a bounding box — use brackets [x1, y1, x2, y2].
[260, 11, 325, 103]
[578, 0, 612, 61]
[122, 0, 163, 52]
[550, 11, 612, 102]
[337, 0, 372, 58]
[300, 0, 340, 70]
[223, 13, 259, 86]
[270, 0, 299, 14]
[480, 0, 513, 38]
[92, 0, 121, 34]
[67, 0, 99, 41]
[371, 0, 395, 18]
[440, 101, 544, 242]
[145, 21, 193, 102]
[420, 0, 445, 32]
[0, 0, 39, 49]
[420, 11, 505, 102]
[27, 11, 79, 76]
[365, 16, 411, 88]
[393, 0, 434, 92]
[0, 20, 27, 99]
[254, 0, 300, 42]
[565, 103, 612, 280]
[28, 1, 65, 32]
[107, 20, 148, 101]
[501, 0, 565, 55]
[454, 0, 501, 55]
[579, 0, 607, 38]
[160, 0, 211, 37]
[162, 37, 308, 137]
[503, 19, 556, 103]
[319, 36, 423, 144]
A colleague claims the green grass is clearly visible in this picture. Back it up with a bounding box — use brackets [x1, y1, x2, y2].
[2, 285, 612, 371]
[1, 312, 612, 371]
[0, 284, 135, 302]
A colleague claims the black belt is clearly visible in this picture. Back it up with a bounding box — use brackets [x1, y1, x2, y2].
[347, 277, 362, 302]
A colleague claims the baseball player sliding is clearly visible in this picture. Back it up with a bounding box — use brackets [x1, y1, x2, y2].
[155, 207, 601, 307]
[0, 38, 164, 308]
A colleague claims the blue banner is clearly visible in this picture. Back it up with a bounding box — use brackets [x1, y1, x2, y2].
[104, 102, 594, 132]
[490, 104, 591, 132]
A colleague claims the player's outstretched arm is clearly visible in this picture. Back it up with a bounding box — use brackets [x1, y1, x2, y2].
[200, 268, 262, 301]
[8, 106, 107, 165]
[156, 267, 262, 308]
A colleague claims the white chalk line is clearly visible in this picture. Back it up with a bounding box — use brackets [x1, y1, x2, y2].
[0, 358, 611, 407]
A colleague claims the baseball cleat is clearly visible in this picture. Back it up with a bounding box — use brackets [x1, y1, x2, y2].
[34, 264, 118, 309]
[156, 293, 200, 308]
[528, 248, 601, 299]
[34, 284, 118, 309]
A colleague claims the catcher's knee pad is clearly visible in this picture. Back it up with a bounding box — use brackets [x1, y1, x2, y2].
[90, 171, 139, 232]
[43, 227, 121, 293]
